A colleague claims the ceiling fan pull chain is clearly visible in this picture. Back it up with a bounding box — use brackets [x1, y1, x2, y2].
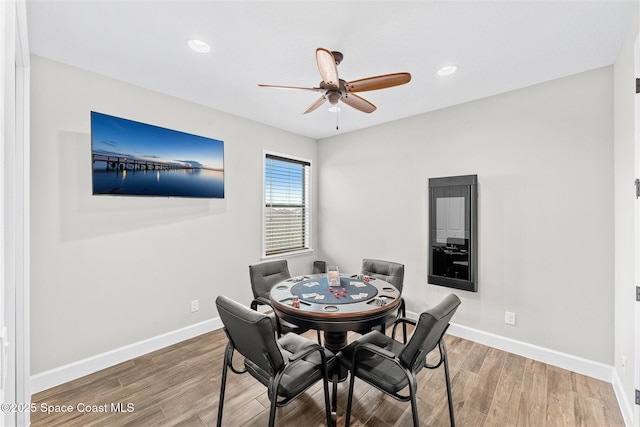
[336, 107, 339, 130]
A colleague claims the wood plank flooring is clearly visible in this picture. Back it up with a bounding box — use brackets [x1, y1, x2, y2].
[31, 328, 624, 426]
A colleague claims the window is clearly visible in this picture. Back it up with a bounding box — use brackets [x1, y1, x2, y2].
[263, 153, 311, 257]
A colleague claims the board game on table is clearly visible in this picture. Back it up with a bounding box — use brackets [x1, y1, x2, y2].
[289, 276, 379, 305]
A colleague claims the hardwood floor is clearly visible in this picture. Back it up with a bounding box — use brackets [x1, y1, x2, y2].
[31, 328, 624, 426]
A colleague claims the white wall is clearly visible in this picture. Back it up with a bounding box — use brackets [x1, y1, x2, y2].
[318, 67, 614, 365]
[29, 55, 318, 375]
[613, 5, 639, 425]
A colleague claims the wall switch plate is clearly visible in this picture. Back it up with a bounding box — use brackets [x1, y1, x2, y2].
[505, 311, 516, 325]
[191, 300, 199, 313]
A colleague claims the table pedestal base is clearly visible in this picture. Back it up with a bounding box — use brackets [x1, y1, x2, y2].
[323, 331, 349, 384]
[323, 330, 347, 424]
[323, 331, 348, 353]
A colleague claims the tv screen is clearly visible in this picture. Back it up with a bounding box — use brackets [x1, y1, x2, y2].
[91, 111, 224, 198]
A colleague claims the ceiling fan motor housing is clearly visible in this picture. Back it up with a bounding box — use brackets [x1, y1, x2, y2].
[326, 91, 341, 105]
[259, 47, 410, 115]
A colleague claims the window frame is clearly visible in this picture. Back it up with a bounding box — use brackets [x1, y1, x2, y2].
[262, 150, 313, 258]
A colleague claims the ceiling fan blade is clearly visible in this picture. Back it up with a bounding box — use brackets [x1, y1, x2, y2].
[258, 84, 323, 92]
[303, 96, 328, 114]
[341, 93, 376, 113]
[345, 72, 411, 93]
[316, 48, 339, 89]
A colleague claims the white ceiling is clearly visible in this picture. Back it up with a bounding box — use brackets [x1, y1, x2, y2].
[26, 0, 637, 140]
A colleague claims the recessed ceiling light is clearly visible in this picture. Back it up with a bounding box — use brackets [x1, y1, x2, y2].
[328, 106, 341, 113]
[437, 65, 457, 76]
[187, 39, 211, 53]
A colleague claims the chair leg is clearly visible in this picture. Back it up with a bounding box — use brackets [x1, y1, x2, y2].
[267, 370, 288, 427]
[267, 381, 279, 427]
[216, 344, 233, 427]
[345, 371, 356, 427]
[331, 368, 339, 426]
[400, 302, 408, 343]
[322, 365, 333, 427]
[408, 375, 420, 427]
[441, 340, 455, 427]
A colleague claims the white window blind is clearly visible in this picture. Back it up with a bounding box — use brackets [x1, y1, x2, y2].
[264, 154, 311, 256]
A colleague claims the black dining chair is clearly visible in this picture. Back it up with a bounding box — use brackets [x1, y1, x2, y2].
[340, 293, 461, 427]
[216, 295, 335, 427]
[313, 260, 327, 274]
[360, 258, 407, 341]
[249, 259, 291, 337]
[249, 259, 322, 342]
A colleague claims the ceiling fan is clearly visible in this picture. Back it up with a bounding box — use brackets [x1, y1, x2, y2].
[258, 48, 411, 114]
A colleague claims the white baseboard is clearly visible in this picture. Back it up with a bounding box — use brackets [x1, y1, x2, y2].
[30, 317, 223, 394]
[403, 310, 614, 382]
[443, 322, 613, 382]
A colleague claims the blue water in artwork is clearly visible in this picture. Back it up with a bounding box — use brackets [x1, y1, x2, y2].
[92, 168, 224, 198]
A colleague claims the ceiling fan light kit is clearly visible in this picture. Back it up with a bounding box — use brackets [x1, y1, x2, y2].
[259, 47, 411, 117]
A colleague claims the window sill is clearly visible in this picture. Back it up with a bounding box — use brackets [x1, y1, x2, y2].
[261, 248, 314, 260]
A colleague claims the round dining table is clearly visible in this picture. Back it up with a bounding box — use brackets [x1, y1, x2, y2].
[269, 273, 401, 353]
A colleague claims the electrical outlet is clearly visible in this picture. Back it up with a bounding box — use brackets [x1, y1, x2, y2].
[191, 300, 199, 313]
[505, 311, 516, 326]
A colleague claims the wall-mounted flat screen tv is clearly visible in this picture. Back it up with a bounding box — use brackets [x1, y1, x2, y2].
[91, 111, 224, 198]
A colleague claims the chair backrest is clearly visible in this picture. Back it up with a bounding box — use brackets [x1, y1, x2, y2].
[361, 259, 405, 292]
[312, 260, 327, 274]
[216, 295, 285, 374]
[399, 294, 461, 370]
[249, 260, 291, 299]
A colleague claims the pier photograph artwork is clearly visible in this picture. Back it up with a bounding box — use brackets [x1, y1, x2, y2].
[91, 112, 224, 198]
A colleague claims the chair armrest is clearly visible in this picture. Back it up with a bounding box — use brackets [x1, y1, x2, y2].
[288, 344, 326, 363]
[397, 298, 406, 316]
[424, 338, 447, 369]
[394, 317, 416, 327]
[251, 297, 285, 337]
[251, 296, 273, 311]
[223, 341, 248, 375]
[353, 342, 396, 361]
[391, 317, 416, 339]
